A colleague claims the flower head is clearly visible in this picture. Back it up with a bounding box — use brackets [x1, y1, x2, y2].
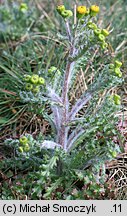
[56, 5, 65, 14]
[90, 5, 100, 13]
[90, 5, 100, 16]
[77, 6, 87, 15]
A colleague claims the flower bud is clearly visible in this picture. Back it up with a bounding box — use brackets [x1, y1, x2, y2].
[18, 146, 24, 153]
[94, 28, 101, 35]
[19, 3, 28, 12]
[109, 64, 115, 69]
[88, 23, 97, 30]
[38, 77, 45, 85]
[118, 71, 122, 78]
[32, 86, 40, 94]
[85, 8, 90, 16]
[24, 144, 30, 152]
[113, 94, 121, 105]
[48, 66, 57, 73]
[101, 42, 108, 50]
[66, 10, 73, 17]
[24, 75, 31, 82]
[101, 29, 110, 37]
[19, 136, 28, 145]
[30, 75, 39, 84]
[61, 10, 73, 18]
[115, 60, 122, 68]
[25, 83, 33, 91]
[114, 68, 122, 78]
[48, 66, 61, 75]
[98, 34, 105, 41]
[56, 5, 65, 14]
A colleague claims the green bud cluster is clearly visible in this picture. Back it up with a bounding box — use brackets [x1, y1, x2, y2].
[18, 136, 30, 153]
[87, 22, 109, 50]
[48, 66, 61, 75]
[87, 21, 97, 30]
[56, 5, 73, 19]
[23, 74, 45, 94]
[19, 3, 28, 13]
[109, 60, 122, 77]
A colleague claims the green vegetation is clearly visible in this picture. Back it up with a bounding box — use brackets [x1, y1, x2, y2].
[0, 0, 127, 200]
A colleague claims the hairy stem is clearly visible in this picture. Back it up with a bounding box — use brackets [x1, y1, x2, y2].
[58, 21, 75, 150]
[65, 20, 73, 44]
[69, 92, 92, 121]
[67, 128, 85, 152]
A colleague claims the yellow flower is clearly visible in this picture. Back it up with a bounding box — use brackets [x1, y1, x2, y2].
[90, 5, 100, 13]
[77, 6, 87, 15]
[90, 5, 100, 16]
